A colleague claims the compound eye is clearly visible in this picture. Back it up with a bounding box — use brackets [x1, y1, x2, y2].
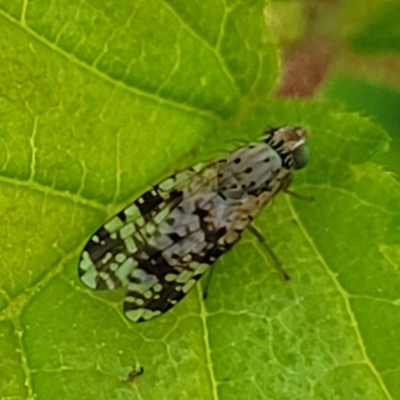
[292, 142, 309, 170]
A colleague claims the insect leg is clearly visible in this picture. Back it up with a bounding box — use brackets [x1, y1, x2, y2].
[285, 189, 314, 201]
[202, 266, 216, 299]
[280, 173, 313, 201]
[281, 173, 313, 201]
[247, 224, 290, 281]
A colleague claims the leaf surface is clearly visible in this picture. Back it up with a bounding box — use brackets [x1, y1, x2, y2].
[0, 1, 399, 400]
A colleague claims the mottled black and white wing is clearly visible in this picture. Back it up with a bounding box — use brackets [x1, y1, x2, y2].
[79, 184, 183, 292]
[79, 162, 228, 322]
[121, 184, 252, 322]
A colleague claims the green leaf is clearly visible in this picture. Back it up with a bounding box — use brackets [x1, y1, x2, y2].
[1, 2, 400, 400]
[340, 0, 400, 54]
[319, 73, 400, 176]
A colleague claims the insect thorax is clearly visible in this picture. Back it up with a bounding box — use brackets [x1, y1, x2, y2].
[216, 126, 307, 201]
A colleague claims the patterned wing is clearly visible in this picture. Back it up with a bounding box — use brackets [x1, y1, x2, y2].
[122, 189, 240, 322]
[78, 164, 210, 292]
[79, 161, 234, 323]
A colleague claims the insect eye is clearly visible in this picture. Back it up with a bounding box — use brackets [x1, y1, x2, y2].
[292, 142, 309, 170]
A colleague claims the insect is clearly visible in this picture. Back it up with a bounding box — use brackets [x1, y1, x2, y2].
[124, 366, 144, 382]
[78, 126, 309, 322]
